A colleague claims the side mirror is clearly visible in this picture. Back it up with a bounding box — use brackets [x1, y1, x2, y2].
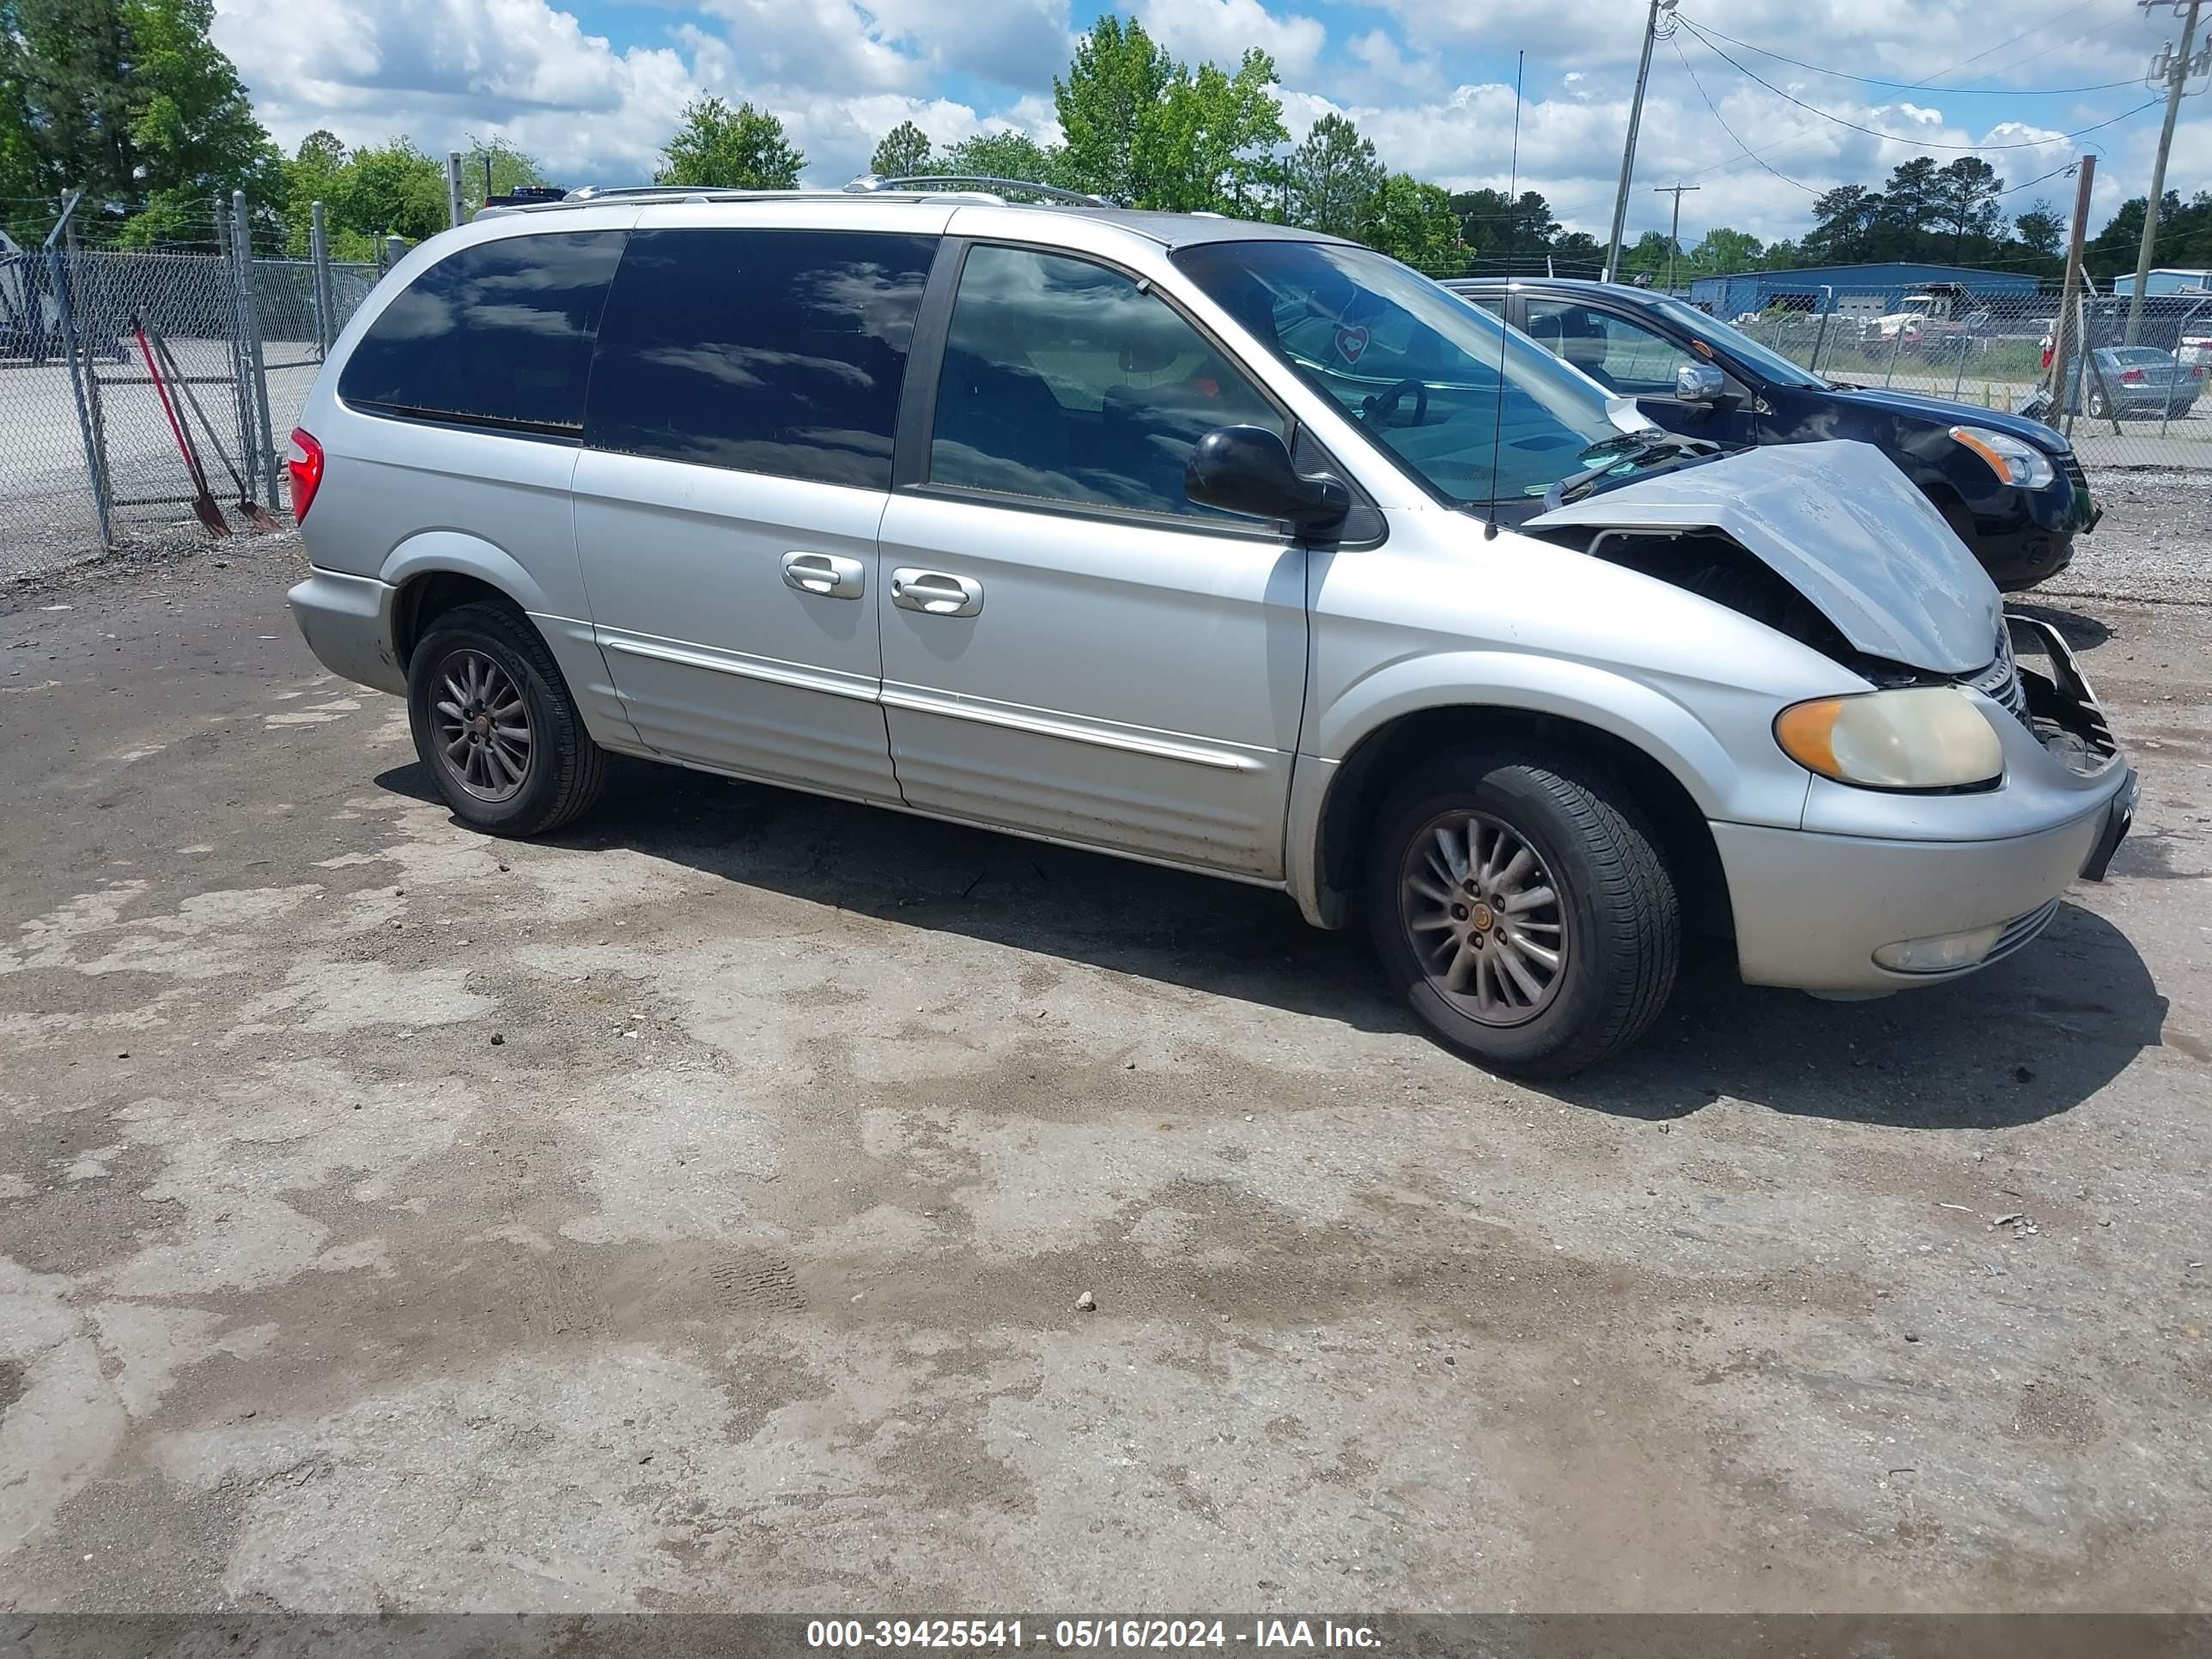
[1675, 362, 1725, 404]
[1185, 425, 1350, 530]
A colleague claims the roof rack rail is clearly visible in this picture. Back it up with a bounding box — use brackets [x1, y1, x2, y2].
[846, 173, 1112, 208]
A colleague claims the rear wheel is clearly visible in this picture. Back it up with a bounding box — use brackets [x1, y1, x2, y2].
[407, 601, 605, 836]
[1364, 749, 1680, 1078]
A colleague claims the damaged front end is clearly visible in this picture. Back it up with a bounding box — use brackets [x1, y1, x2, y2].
[1527, 437, 2136, 879]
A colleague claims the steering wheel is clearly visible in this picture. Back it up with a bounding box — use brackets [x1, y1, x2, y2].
[1362, 378, 1430, 428]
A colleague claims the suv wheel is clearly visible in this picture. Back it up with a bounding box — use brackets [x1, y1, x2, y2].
[407, 601, 605, 836]
[1364, 749, 1680, 1078]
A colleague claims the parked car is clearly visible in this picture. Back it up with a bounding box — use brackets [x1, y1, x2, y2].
[286, 189, 2136, 1078]
[1448, 277, 2096, 591]
[2060, 345, 2203, 420]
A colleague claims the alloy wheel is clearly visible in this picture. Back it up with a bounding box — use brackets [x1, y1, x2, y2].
[431, 647, 532, 803]
[1399, 810, 1570, 1027]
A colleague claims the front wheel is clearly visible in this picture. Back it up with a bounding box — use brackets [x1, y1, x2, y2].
[2087, 390, 2108, 420]
[1364, 750, 1680, 1078]
[407, 601, 605, 836]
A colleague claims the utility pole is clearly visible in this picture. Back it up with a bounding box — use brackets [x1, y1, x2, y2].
[446, 149, 465, 229]
[1653, 183, 1699, 293]
[2128, 0, 2206, 342]
[2050, 155, 2097, 432]
[1604, 0, 1678, 284]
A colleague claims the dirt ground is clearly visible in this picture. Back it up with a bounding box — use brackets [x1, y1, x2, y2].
[0, 514, 2207, 1616]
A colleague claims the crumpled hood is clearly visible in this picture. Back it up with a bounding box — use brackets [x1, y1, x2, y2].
[1527, 439, 2002, 675]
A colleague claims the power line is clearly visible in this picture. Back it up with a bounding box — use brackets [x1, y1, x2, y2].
[1670, 32, 1823, 197]
[1674, 16, 2165, 151]
[1673, 11, 2140, 94]
[2000, 160, 2081, 198]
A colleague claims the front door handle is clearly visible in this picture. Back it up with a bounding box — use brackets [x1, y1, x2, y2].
[890, 568, 984, 618]
[781, 550, 866, 599]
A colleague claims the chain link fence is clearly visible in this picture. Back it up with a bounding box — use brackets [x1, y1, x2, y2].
[1713, 288, 2212, 472]
[0, 199, 379, 582]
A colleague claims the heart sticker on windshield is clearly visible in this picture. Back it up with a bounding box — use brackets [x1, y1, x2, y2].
[1334, 325, 1370, 364]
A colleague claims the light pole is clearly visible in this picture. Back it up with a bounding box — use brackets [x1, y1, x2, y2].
[2127, 0, 2208, 343]
[1603, 0, 1679, 284]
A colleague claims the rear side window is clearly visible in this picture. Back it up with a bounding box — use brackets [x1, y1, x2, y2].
[337, 231, 624, 437]
[585, 228, 936, 489]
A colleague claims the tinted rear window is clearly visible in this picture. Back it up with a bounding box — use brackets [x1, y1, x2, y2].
[337, 231, 624, 437]
[585, 228, 936, 489]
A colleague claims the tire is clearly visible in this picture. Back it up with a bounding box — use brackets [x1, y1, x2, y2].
[2087, 391, 2107, 420]
[1363, 748, 1680, 1079]
[407, 600, 605, 837]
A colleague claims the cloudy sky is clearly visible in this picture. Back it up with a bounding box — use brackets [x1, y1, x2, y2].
[209, 0, 2208, 248]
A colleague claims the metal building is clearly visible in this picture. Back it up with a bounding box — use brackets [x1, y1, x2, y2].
[2110, 267, 2212, 296]
[1686, 262, 2045, 321]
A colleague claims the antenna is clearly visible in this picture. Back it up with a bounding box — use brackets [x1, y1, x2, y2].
[1485, 50, 1524, 541]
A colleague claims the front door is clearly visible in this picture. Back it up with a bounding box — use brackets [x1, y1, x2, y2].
[877, 242, 1308, 878]
[571, 222, 938, 802]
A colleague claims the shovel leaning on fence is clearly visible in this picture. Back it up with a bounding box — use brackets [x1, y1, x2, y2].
[132, 319, 230, 538]
[142, 321, 279, 531]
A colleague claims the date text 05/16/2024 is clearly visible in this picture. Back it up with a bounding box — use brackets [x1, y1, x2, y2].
[805, 1620, 1383, 1650]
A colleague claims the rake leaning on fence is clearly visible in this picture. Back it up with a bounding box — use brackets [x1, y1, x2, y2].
[0, 192, 380, 581]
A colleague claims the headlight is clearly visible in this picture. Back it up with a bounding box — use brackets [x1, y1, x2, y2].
[1774, 687, 2004, 790]
[1949, 425, 2054, 489]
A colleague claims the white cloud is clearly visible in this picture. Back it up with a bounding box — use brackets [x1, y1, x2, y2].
[1128, 0, 1327, 82]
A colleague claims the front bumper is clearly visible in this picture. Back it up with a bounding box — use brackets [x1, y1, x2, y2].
[289, 568, 405, 696]
[1716, 615, 2135, 994]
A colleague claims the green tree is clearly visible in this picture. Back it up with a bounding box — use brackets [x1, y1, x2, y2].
[939, 129, 1066, 187]
[1282, 112, 1382, 239]
[1931, 156, 2002, 262]
[655, 95, 804, 189]
[2013, 199, 2063, 258]
[1802, 184, 1882, 264]
[1686, 226, 1762, 277]
[1358, 173, 1463, 272]
[1616, 228, 1674, 283]
[1449, 187, 1558, 265]
[343, 137, 448, 242]
[0, 0, 278, 244]
[459, 134, 544, 216]
[869, 119, 933, 180]
[1054, 15, 1172, 204]
[1875, 156, 1939, 257]
[1136, 49, 1285, 214]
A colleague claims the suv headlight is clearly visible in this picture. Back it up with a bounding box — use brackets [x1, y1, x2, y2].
[1774, 687, 2003, 790]
[1949, 425, 2054, 489]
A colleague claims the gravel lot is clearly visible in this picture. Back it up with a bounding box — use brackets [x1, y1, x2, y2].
[0, 496, 2207, 1617]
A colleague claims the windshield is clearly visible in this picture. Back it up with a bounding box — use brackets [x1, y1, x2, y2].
[1640, 294, 1826, 387]
[1173, 240, 1632, 506]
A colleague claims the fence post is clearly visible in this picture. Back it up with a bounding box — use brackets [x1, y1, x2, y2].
[213, 194, 258, 485]
[233, 188, 282, 505]
[310, 200, 333, 357]
[46, 240, 112, 549]
[1882, 320, 1906, 388]
[384, 234, 404, 272]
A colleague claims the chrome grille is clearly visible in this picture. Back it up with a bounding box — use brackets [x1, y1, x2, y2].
[1960, 626, 2031, 727]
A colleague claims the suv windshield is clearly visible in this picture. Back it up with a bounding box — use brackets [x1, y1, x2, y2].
[1175, 240, 1636, 506]
[1638, 294, 1826, 388]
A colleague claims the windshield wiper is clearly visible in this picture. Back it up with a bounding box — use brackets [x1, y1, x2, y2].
[1545, 432, 1722, 507]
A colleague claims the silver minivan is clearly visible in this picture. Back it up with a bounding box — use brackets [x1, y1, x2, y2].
[285, 184, 2137, 1077]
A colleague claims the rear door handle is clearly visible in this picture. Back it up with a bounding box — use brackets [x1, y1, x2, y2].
[890, 568, 984, 618]
[781, 550, 866, 599]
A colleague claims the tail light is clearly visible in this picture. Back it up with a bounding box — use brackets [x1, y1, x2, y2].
[287, 428, 325, 522]
[2120, 368, 2146, 385]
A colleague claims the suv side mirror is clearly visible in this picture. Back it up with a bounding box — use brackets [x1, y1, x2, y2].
[1675, 362, 1725, 404]
[1185, 425, 1350, 529]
